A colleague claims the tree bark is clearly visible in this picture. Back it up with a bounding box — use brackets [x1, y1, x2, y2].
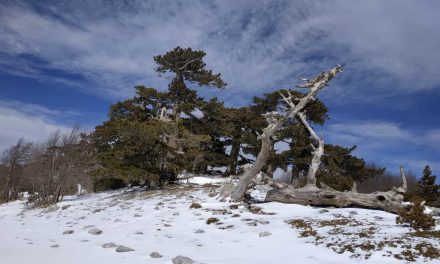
[264, 166, 408, 214]
[265, 184, 405, 214]
[297, 111, 323, 189]
[231, 134, 271, 200]
[226, 138, 241, 176]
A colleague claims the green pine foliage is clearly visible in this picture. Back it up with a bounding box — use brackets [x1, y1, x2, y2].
[416, 165, 440, 206]
[90, 46, 386, 191]
[396, 196, 436, 231]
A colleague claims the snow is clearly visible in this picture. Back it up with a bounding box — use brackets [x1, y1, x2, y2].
[185, 176, 230, 185]
[0, 177, 439, 264]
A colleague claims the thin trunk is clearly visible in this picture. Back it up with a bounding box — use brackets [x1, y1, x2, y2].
[227, 138, 241, 175]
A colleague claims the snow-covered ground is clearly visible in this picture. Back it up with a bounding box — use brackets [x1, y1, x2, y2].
[0, 176, 439, 264]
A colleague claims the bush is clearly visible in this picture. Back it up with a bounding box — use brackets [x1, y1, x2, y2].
[396, 197, 436, 231]
[318, 174, 353, 191]
[190, 202, 202, 209]
[93, 177, 126, 192]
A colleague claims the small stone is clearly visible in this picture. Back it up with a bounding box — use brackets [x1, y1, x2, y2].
[61, 205, 71, 210]
[319, 209, 329, 214]
[373, 216, 385, 220]
[62, 230, 74, 235]
[194, 229, 205, 234]
[51, 244, 59, 248]
[258, 220, 270, 225]
[332, 213, 343, 218]
[115, 245, 134, 252]
[88, 228, 102, 235]
[259, 231, 272, 237]
[349, 210, 358, 215]
[172, 255, 194, 264]
[150, 251, 162, 258]
[134, 213, 142, 217]
[134, 231, 143, 235]
[102, 242, 117, 248]
[173, 212, 180, 216]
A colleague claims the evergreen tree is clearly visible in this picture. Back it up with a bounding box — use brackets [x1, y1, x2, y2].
[154, 46, 226, 120]
[92, 47, 226, 185]
[317, 145, 385, 191]
[417, 165, 439, 204]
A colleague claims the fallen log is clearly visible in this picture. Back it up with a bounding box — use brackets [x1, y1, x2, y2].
[263, 166, 408, 214]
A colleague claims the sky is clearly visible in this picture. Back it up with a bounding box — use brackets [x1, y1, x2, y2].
[0, 0, 439, 177]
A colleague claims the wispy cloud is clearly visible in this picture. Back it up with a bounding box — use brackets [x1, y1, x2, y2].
[0, 100, 75, 152]
[324, 120, 440, 175]
[0, 0, 439, 103]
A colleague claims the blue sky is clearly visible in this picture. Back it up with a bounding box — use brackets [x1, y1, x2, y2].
[1, 0, 439, 178]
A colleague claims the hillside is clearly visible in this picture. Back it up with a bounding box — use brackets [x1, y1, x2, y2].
[0, 177, 439, 264]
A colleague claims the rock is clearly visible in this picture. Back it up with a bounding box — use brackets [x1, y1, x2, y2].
[318, 209, 329, 213]
[172, 255, 194, 264]
[88, 228, 102, 235]
[150, 251, 162, 258]
[258, 220, 270, 225]
[134, 213, 142, 217]
[102, 242, 117, 248]
[332, 213, 343, 218]
[51, 244, 59, 248]
[62, 230, 74, 235]
[259, 231, 272, 237]
[115, 245, 134, 252]
[134, 231, 143, 235]
[349, 210, 358, 215]
[194, 229, 204, 234]
[373, 216, 385, 221]
[92, 208, 103, 213]
[173, 212, 180, 216]
[61, 204, 71, 210]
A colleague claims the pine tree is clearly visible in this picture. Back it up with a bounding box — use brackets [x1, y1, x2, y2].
[154, 46, 226, 120]
[417, 165, 439, 205]
[91, 47, 227, 185]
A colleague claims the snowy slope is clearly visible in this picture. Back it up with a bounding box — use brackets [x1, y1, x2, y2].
[0, 177, 439, 264]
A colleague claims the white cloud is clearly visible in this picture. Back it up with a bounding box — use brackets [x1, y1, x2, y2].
[1, 0, 438, 103]
[324, 120, 440, 174]
[0, 101, 73, 152]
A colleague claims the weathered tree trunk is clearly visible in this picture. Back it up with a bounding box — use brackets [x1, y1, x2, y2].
[264, 166, 408, 214]
[230, 65, 343, 201]
[231, 134, 271, 200]
[296, 111, 324, 189]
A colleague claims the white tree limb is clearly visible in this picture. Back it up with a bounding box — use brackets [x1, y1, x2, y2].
[229, 65, 343, 201]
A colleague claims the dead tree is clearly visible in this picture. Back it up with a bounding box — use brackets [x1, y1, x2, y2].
[226, 65, 409, 214]
[264, 165, 408, 214]
[230, 65, 343, 201]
